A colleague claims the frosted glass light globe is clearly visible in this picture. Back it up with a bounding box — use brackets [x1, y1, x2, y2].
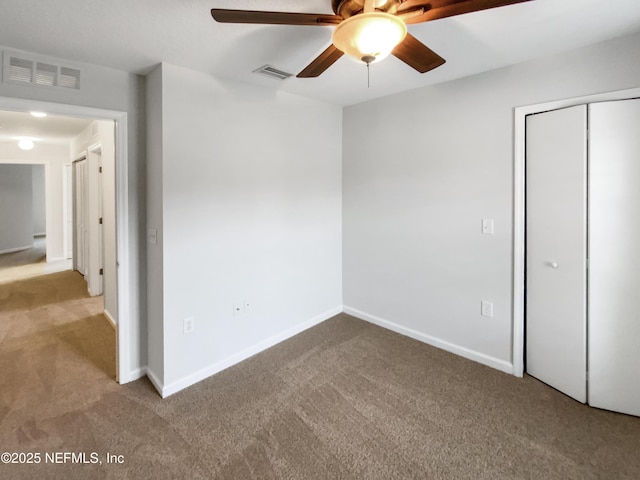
[332, 12, 407, 64]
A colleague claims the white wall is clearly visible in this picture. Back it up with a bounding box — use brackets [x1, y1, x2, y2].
[32, 164, 46, 235]
[0, 164, 33, 253]
[0, 45, 146, 381]
[145, 64, 164, 383]
[0, 143, 69, 260]
[72, 121, 118, 320]
[342, 31, 640, 372]
[147, 63, 342, 395]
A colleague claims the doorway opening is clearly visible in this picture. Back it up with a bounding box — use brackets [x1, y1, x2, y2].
[0, 96, 133, 384]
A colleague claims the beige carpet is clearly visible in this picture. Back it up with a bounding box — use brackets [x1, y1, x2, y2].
[0, 237, 72, 285]
[1, 272, 639, 479]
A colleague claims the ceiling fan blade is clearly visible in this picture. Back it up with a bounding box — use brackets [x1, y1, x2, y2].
[392, 34, 446, 73]
[211, 9, 342, 26]
[297, 45, 344, 78]
[399, 0, 533, 25]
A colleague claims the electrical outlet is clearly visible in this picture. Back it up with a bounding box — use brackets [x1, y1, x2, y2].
[481, 301, 494, 318]
[183, 316, 195, 334]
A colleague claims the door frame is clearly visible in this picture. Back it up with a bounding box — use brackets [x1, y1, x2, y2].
[0, 96, 133, 384]
[512, 87, 640, 377]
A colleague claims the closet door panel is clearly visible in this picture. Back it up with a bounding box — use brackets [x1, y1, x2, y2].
[589, 99, 640, 417]
[526, 105, 588, 402]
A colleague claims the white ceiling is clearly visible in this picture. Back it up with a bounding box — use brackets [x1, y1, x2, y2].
[0, 0, 639, 106]
[0, 111, 91, 146]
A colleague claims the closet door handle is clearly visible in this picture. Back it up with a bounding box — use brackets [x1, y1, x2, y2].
[547, 261, 559, 269]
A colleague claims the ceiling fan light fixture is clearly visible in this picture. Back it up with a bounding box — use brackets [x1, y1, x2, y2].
[332, 12, 407, 64]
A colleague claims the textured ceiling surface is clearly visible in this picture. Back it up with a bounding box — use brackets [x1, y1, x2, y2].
[0, 0, 639, 105]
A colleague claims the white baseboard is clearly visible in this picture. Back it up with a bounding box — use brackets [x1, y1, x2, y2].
[103, 309, 117, 330]
[120, 366, 147, 385]
[146, 367, 163, 396]
[0, 245, 32, 255]
[116, 365, 147, 385]
[343, 306, 514, 375]
[160, 306, 342, 398]
[46, 256, 66, 263]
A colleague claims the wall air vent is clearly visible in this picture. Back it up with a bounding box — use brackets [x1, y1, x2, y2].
[8, 57, 33, 83]
[252, 65, 293, 81]
[59, 66, 81, 89]
[35, 62, 57, 86]
[2, 49, 82, 91]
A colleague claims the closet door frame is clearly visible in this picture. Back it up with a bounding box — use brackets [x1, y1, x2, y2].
[512, 87, 640, 377]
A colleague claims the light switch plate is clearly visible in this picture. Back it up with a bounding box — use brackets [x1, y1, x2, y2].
[482, 219, 494, 235]
[481, 301, 494, 318]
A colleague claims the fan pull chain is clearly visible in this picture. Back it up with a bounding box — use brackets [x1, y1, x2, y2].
[367, 62, 370, 88]
[361, 55, 375, 89]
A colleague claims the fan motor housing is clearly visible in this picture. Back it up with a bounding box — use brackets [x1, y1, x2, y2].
[332, 0, 401, 18]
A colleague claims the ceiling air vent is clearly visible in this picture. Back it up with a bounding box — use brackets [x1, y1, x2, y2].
[252, 65, 293, 81]
[2, 50, 81, 91]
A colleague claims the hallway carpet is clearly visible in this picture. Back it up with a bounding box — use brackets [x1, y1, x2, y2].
[0, 237, 72, 285]
[1, 271, 639, 479]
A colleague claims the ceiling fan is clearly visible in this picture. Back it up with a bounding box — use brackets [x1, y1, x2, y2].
[211, 0, 532, 78]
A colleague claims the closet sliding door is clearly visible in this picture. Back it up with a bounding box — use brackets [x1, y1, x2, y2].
[589, 99, 640, 417]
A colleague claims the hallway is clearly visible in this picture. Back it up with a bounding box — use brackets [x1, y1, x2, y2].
[0, 270, 115, 422]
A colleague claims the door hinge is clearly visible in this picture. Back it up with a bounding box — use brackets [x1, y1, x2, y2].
[99, 217, 103, 225]
[99, 268, 103, 275]
[99, 166, 103, 173]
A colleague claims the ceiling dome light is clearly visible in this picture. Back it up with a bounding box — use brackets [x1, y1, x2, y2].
[18, 138, 34, 150]
[30, 111, 47, 118]
[332, 12, 407, 65]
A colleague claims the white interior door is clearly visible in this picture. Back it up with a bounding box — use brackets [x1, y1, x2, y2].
[63, 164, 73, 259]
[87, 147, 103, 296]
[588, 99, 640, 417]
[74, 159, 88, 276]
[525, 105, 588, 403]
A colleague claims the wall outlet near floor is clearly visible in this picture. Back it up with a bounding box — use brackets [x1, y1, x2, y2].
[481, 301, 494, 318]
[183, 316, 195, 334]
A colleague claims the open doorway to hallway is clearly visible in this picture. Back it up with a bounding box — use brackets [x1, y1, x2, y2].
[0, 109, 117, 380]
